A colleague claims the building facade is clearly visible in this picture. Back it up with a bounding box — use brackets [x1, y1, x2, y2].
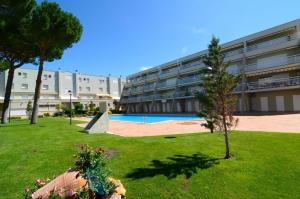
[0, 68, 126, 116]
[121, 19, 300, 113]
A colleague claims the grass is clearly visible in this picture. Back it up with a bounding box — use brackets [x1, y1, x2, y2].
[0, 118, 300, 199]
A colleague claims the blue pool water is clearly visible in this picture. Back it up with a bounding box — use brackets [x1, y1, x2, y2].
[109, 114, 202, 124]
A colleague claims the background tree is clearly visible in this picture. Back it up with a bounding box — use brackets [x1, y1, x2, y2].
[199, 36, 239, 159]
[0, 0, 36, 124]
[26, 100, 33, 118]
[29, 1, 82, 124]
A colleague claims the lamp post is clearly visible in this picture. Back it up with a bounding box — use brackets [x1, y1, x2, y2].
[68, 90, 72, 125]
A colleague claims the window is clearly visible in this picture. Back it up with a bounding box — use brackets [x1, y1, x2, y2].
[22, 73, 27, 78]
[48, 75, 52, 78]
[21, 84, 28, 90]
[79, 86, 82, 91]
[42, 85, 49, 90]
[86, 87, 90, 92]
[18, 72, 22, 76]
[99, 79, 105, 84]
[79, 77, 82, 82]
[43, 74, 48, 80]
[86, 78, 90, 83]
[99, 87, 103, 92]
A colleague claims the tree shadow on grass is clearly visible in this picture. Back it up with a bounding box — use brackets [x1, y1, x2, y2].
[126, 153, 220, 180]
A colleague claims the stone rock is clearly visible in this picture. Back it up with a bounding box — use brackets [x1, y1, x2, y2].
[32, 171, 87, 199]
[108, 177, 126, 197]
[107, 193, 121, 199]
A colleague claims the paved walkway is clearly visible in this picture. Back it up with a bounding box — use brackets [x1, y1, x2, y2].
[75, 113, 300, 137]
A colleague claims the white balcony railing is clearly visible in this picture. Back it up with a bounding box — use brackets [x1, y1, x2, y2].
[127, 96, 142, 103]
[131, 76, 146, 84]
[156, 82, 176, 89]
[247, 76, 300, 91]
[159, 67, 178, 78]
[247, 34, 297, 52]
[142, 95, 154, 101]
[223, 48, 244, 57]
[235, 76, 300, 92]
[143, 84, 155, 92]
[173, 91, 194, 98]
[131, 87, 143, 94]
[180, 60, 203, 71]
[146, 73, 157, 81]
[178, 75, 201, 85]
[245, 54, 300, 72]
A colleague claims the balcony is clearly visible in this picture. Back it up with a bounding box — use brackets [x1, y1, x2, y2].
[130, 87, 143, 94]
[246, 34, 297, 52]
[245, 54, 300, 73]
[123, 82, 132, 88]
[121, 90, 130, 96]
[224, 48, 244, 57]
[131, 76, 146, 85]
[159, 67, 178, 79]
[142, 95, 154, 101]
[120, 98, 128, 103]
[236, 76, 300, 92]
[173, 91, 195, 98]
[143, 84, 155, 92]
[154, 93, 174, 100]
[178, 75, 201, 86]
[180, 60, 203, 73]
[127, 96, 142, 103]
[156, 82, 176, 90]
[146, 73, 158, 81]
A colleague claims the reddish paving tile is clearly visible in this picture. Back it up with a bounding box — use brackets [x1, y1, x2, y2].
[75, 113, 300, 137]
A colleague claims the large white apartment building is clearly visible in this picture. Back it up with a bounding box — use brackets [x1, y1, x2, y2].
[0, 68, 126, 116]
[121, 19, 300, 113]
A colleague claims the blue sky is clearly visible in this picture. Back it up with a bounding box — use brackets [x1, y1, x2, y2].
[31, 0, 300, 77]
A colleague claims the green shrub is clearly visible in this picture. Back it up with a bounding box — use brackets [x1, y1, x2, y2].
[75, 145, 114, 197]
[43, 113, 50, 117]
[38, 115, 44, 118]
[74, 102, 87, 115]
[10, 116, 22, 120]
[53, 112, 64, 117]
[62, 107, 75, 117]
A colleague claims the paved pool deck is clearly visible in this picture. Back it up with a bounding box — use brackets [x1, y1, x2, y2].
[75, 113, 300, 137]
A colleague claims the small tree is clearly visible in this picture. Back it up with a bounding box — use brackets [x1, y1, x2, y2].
[55, 103, 61, 112]
[199, 36, 239, 159]
[88, 101, 96, 115]
[26, 100, 33, 118]
[74, 102, 86, 115]
[29, 1, 82, 124]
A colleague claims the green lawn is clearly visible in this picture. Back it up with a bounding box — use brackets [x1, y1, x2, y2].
[0, 118, 300, 199]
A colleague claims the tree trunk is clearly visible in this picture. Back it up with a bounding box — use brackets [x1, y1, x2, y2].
[31, 53, 44, 124]
[223, 116, 230, 159]
[1, 66, 15, 124]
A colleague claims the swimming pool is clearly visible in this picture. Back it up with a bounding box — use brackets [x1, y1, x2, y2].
[109, 114, 202, 124]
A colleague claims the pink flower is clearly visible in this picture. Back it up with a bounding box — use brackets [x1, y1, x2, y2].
[36, 178, 45, 186]
[67, 189, 76, 197]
